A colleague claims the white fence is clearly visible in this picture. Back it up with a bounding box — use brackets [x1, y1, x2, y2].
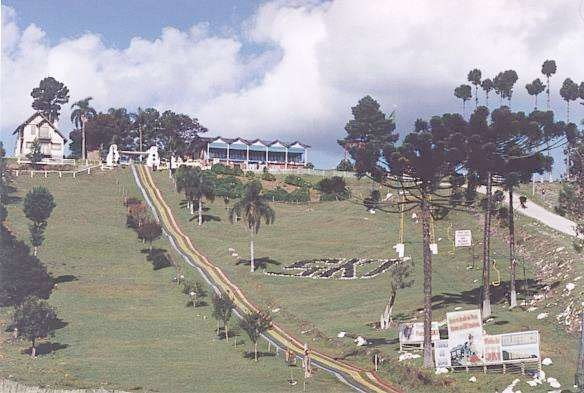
[15, 157, 79, 166]
[253, 167, 357, 178]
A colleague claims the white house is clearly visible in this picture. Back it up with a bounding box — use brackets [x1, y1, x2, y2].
[13, 112, 67, 160]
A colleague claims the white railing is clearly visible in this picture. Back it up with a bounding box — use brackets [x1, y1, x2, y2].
[260, 167, 356, 178]
[16, 157, 77, 166]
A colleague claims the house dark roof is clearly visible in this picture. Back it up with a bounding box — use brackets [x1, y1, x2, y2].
[202, 136, 310, 148]
[13, 112, 68, 142]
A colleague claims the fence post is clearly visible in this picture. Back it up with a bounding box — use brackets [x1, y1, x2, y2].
[59, 171, 62, 178]
[30, 171, 34, 178]
[44, 171, 48, 178]
[73, 172, 76, 178]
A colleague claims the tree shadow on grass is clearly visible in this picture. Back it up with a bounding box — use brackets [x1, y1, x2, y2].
[185, 300, 208, 308]
[243, 351, 276, 360]
[141, 248, 172, 270]
[188, 214, 221, 223]
[366, 337, 396, 347]
[3, 185, 21, 205]
[53, 274, 78, 284]
[22, 342, 68, 356]
[236, 257, 281, 270]
[430, 279, 559, 311]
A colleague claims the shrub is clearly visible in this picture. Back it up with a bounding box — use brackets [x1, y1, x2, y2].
[317, 176, 350, 201]
[211, 163, 244, 177]
[287, 187, 310, 203]
[124, 197, 142, 207]
[261, 167, 276, 181]
[264, 186, 289, 202]
[336, 159, 354, 172]
[284, 174, 311, 188]
[245, 171, 255, 179]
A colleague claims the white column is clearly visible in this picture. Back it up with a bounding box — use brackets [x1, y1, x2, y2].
[246, 145, 249, 163]
[304, 148, 308, 165]
[226, 144, 230, 162]
[265, 146, 269, 163]
[206, 143, 210, 161]
[285, 148, 288, 169]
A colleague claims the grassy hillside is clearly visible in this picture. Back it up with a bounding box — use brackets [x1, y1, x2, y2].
[0, 169, 348, 393]
[150, 170, 582, 393]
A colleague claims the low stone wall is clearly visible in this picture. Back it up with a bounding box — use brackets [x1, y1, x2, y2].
[0, 379, 129, 393]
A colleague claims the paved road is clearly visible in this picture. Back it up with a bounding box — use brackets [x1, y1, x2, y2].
[477, 186, 580, 238]
[133, 165, 402, 393]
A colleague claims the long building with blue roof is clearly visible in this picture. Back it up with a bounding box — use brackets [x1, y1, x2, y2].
[201, 137, 310, 168]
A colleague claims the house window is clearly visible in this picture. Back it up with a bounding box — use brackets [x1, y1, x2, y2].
[30, 125, 37, 135]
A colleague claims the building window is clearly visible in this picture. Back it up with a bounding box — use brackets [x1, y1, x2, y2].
[30, 125, 37, 135]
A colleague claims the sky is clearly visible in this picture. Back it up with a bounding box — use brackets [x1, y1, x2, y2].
[1, 0, 583, 172]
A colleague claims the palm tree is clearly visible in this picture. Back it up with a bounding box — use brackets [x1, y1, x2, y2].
[559, 78, 580, 123]
[70, 97, 97, 160]
[239, 310, 271, 361]
[229, 180, 275, 273]
[467, 69, 482, 108]
[175, 167, 215, 225]
[525, 78, 546, 110]
[541, 60, 557, 110]
[481, 78, 494, 108]
[454, 84, 472, 116]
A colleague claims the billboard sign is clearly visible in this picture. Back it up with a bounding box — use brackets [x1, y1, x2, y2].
[501, 331, 540, 363]
[483, 335, 503, 364]
[434, 339, 452, 368]
[455, 230, 472, 247]
[399, 322, 440, 345]
[446, 309, 484, 366]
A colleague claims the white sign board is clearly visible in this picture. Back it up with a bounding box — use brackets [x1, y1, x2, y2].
[483, 335, 503, 365]
[399, 322, 440, 345]
[434, 339, 452, 368]
[455, 230, 472, 247]
[501, 331, 540, 363]
[446, 309, 484, 366]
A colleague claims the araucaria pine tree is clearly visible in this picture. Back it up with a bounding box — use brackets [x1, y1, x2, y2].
[23, 187, 56, 255]
[341, 96, 472, 368]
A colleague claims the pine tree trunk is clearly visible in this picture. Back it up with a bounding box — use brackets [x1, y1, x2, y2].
[567, 101, 570, 123]
[33, 246, 38, 256]
[486, 92, 489, 108]
[250, 231, 255, 273]
[475, 86, 479, 108]
[482, 173, 492, 319]
[189, 200, 194, 215]
[576, 311, 584, 389]
[254, 341, 258, 361]
[547, 76, 551, 110]
[535, 94, 538, 110]
[225, 323, 229, 342]
[31, 339, 36, 358]
[198, 199, 203, 226]
[509, 188, 517, 309]
[421, 199, 433, 368]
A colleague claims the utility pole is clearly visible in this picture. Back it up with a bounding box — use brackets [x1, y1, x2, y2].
[139, 124, 143, 162]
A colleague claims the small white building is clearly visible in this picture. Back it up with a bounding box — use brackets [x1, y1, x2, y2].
[13, 112, 67, 160]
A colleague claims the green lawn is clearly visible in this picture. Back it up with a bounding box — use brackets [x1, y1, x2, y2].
[0, 169, 348, 392]
[150, 170, 582, 393]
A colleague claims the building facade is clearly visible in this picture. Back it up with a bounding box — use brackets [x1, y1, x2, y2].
[202, 137, 309, 168]
[13, 113, 67, 160]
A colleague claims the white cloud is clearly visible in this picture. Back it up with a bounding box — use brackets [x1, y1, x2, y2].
[1, 1, 583, 166]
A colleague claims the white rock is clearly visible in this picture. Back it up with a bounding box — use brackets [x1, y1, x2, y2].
[434, 367, 448, 374]
[232, 253, 238, 258]
[337, 331, 346, 338]
[228, 247, 235, 253]
[271, 308, 280, 313]
[537, 312, 548, 320]
[575, 276, 582, 281]
[555, 247, 565, 252]
[398, 352, 420, 361]
[355, 336, 368, 346]
[526, 380, 538, 387]
[527, 306, 538, 312]
[547, 377, 561, 388]
[566, 283, 576, 292]
[542, 357, 553, 366]
[454, 306, 463, 311]
[468, 376, 476, 382]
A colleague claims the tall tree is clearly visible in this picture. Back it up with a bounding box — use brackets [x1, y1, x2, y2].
[137, 219, 162, 252]
[541, 60, 557, 110]
[239, 310, 272, 361]
[467, 69, 482, 108]
[175, 167, 215, 225]
[481, 78, 494, 108]
[0, 211, 53, 307]
[228, 180, 275, 273]
[30, 77, 70, 123]
[454, 84, 472, 116]
[559, 78, 580, 122]
[0, 142, 9, 204]
[23, 187, 56, 255]
[494, 70, 519, 106]
[212, 293, 234, 342]
[70, 97, 97, 159]
[11, 296, 58, 357]
[341, 100, 471, 368]
[525, 78, 546, 110]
